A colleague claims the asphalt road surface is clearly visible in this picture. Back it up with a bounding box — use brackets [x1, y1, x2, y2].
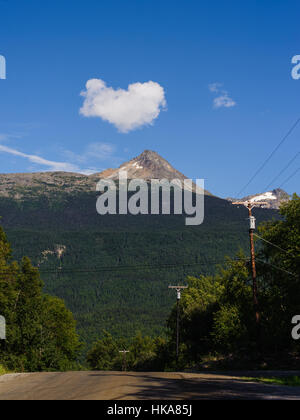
[0, 371, 300, 400]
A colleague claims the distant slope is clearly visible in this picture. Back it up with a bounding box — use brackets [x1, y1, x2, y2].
[227, 189, 290, 210]
[0, 150, 211, 200]
[0, 171, 97, 199]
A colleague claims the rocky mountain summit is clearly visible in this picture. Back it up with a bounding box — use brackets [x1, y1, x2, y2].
[98, 150, 191, 181]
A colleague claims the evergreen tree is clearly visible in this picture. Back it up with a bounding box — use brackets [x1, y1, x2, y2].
[0, 225, 81, 371]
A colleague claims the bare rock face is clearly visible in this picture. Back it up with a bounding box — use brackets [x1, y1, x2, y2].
[96, 150, 211, 195]
[0, 150, 212, 199]
[117, 150, 190, 181]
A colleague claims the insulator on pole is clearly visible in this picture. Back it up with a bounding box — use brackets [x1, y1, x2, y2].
[249, 215, 256, 230]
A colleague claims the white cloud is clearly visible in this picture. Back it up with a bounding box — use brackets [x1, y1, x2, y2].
[86, 142, 115, 159]
[0, 144, 80, 172]
[208, 83, 223, 93]
[0, 142, 118, 175]
[77, 168, 101, 176]
[64, 142, 115, 164]
[213, 94, 236, 109]
[209, 83, 236, 109]
[80, 78, 167, 133]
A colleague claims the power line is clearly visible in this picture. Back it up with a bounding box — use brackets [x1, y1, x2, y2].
[264, 151, 300, 191]
[253, 233, 290, 255]
[237, 116, 300, 198]
[279, 166, 300, 188]
[0, 258, 250, 277]
[256, 259, 297, 278]
[1, 257, 297, 278]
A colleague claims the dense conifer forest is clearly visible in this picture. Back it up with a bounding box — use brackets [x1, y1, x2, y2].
[0, 190, 279, 354]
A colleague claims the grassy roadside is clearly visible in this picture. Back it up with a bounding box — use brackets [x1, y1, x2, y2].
[0, 364, 10, 376]
[243, 376, 300, 387]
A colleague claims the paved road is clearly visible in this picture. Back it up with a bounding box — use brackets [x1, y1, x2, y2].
[0, 371, 300, 400]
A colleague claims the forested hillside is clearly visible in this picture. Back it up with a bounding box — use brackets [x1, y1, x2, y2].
[0, 189, 279, 352]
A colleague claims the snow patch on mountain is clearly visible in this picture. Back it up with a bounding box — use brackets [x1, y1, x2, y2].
[250, 192, 277, 202]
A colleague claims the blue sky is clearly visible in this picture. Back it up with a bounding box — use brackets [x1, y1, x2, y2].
[0, 0, 299, 198]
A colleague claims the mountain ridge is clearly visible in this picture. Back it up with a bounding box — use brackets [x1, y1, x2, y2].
[0, 150, 292, 205]
[0, 150, 212, 198]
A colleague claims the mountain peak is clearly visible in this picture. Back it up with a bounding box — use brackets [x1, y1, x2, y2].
[129, 150, 176, 174]
[104, 149, 185, 181]
[138, 150, 160, 158]
[97, 150, 211, 195]
[135, 150, 169, 163]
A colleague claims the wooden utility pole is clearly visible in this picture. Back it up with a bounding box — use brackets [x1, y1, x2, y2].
[232, 200, 268, 349]
[247, 203, 260, 325]
[119, 350, 129, 372]
[168, 285, 188, 367]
